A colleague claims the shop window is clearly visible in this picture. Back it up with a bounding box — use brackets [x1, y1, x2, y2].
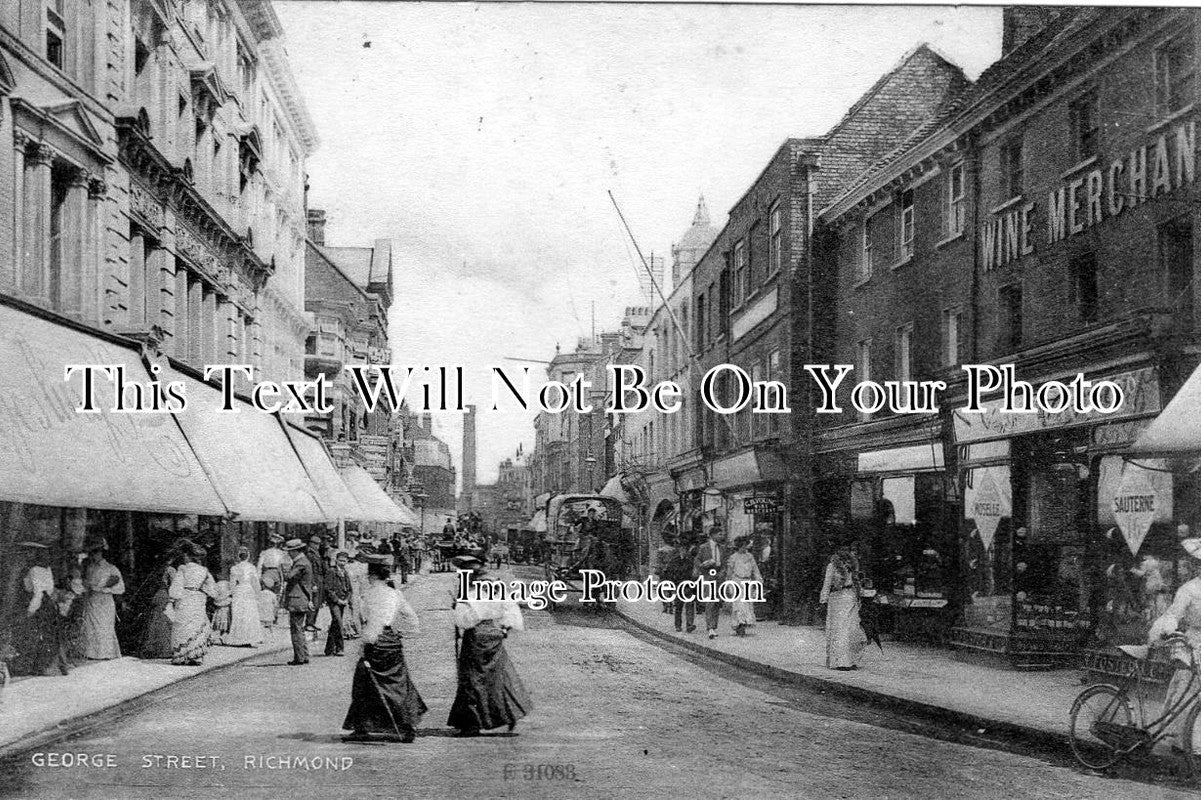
[942, 305, 964, 367]
[1069, 251, 1099, 323]
[45, 0, 65, 70]
[1000, 137, 1024, 200]
[1069, 91, 1099, 162]
[947, 162, 966, 236]
[767, 349, 781, 435]
[998, 283, 1023, 352]
[1156, 33, 1195, 117]
[962, 465, 1014, 631]
[899, 189, 915, 260]
[769, 204, 782, 276]
[1160, 216, 1194, 331]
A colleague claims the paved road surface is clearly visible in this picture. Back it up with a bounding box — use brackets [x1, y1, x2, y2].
[0, 572, 1191, 799]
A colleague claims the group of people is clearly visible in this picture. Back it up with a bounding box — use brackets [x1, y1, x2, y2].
[655, 524, 763, 639]
[337, 551, 531, 744]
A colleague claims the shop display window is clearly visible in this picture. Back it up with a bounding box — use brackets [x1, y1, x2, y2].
[961, 465, 1013, 631]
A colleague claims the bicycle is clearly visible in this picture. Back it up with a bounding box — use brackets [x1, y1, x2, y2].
[1069, 631, 1201, 776]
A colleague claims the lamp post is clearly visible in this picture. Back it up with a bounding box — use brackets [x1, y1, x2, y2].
[412, 485, 428, 540]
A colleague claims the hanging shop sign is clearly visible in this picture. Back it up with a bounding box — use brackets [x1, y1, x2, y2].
[1098, 456, 1173, 556]
[952, 367, 1159, 444]
[963, 465, 1011, 551]
[743, 494, 780, 515]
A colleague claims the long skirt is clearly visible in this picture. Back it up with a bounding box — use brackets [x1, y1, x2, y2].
[824, 589, 866, 669]
[9, 600, 68, 676]
[342, 630, 427, 735]
[1164, 666, 1201, 747]
[139, 589, 174, 659]
[343, 593, 362, 639]
[257, 589, 277, 625]
[224, 588, 264, 646]
[80, 593, 121, 660]
[170, 593, 212, 665]
[730, 599, 757, 629]
[447, 622, 531, 731]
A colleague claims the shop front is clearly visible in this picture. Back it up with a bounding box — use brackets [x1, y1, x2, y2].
[949, 366, 1162, 669]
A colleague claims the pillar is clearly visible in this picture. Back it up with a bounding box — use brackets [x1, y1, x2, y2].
[128, 230, 146, 327]
[145, 245, 167, 332]
[22, 142, 53, 300]
[218, 297, 238, 361]
[57, 168, 90, 318]
[174, 265, 189, 360]
[187, 277, 203, 365]
[201, 286, 217, 365]
[82, 177, 105, 325]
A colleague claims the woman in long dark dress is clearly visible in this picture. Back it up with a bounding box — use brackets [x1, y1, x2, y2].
[448, 557, 531, 736]
[342, 556, 426, 743]
[9, 542, 68, 677]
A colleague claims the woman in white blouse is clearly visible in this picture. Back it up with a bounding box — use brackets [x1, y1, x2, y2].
[10, 541, 67, 676]
[447, 556, 531, 737]
[341, 554, 426, 743]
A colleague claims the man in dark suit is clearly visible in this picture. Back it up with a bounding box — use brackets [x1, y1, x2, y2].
[693, 523, 726, 639]
[324, 550, 352, 657]
[304, 535, 328, 632]
[283, 539, 313, 665]
[668, 539, 698, 633]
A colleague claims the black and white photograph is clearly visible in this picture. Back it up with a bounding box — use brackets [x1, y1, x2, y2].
[3, 1, 1201, 797]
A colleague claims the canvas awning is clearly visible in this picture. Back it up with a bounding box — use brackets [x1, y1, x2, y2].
[599, 475, 632, 504]
[529, 509, 547, 533]
[338, 465, 411, 524]
[0, 302, 226, 515]
[283, 423, 363, 522]
[1131, 362, 1201, 454]
[160, 363, 327, 523]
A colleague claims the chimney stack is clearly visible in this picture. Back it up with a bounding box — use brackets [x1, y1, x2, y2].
[307, 208, 327, 245]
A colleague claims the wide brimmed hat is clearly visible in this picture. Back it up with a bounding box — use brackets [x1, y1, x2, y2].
[334, 550, 350, 560]
[309, 534, 323, 544]
[268, 532, 284, 543]
[284, 538, 306, 551]
[85, 537, 109, 551]
[1183, 538, 1201, 560]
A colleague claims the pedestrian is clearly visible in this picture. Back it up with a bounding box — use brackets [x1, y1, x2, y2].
[305, 535, 329, 635]
[325, 551, 353, 657]
[1148, 537, 1201, 749]
[139, 556, 176, 659]
[8, 541, 68, 677]
[256, 532, 291, 624]
[341, 554, 426, 743]
[727, 536, 763, 637]
[667, 539, 697, 633]
[448, 556, 531, 737]
[80, 538, 125, 660]
[693, 524, 726, 639]
[819, 546, 866, 670]
[443, 517, 457, 538]
[58, 566, 87, 666]
[224, 547, 264, 647]
[168, 543, 217, 666]
[283, 538, 314, 665]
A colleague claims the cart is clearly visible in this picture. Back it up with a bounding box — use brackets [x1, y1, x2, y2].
[541, 494, 630, 611]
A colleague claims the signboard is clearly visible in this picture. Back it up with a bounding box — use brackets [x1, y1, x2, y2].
[743, 495, 780, 515]
[963, 465, 1011, 551]
[1097, 456, 1172, 556]
[953, 367, 1159, 444]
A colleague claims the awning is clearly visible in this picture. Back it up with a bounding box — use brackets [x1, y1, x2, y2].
[1131, 362, 1201, 454]
[338, 465, 410, 524]
[599, 475, 632, 504]
[857, 444, 944, 474]
[0, 303, 226, 515]
[528, 509, 547, 533]
[283, 423, 363, 522]
[161, 363, 327, 523]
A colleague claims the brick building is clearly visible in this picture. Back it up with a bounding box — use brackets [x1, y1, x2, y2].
[814, 7, 1201, 669]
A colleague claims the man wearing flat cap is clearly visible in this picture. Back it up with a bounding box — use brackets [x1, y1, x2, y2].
[283, 539, 313, 665]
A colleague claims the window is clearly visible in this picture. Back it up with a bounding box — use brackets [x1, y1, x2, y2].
[751, 359, 764, 439]
[45, 0, 65, 69]
[769, 204, 782, 275]
[696, 292, 706, 351]
[856, 339, 872, 421]
[947, 162, 966, 236]
[942, 306, 964, 367]
[999, 284, 1023, 352]
[1069, 91, 1099, 162]
[895, 324, 913, 383]
[707, 281, 717, 341]
[767, 349, 781, 435]
[859, 218, 873, 282]
[1000, 137, 1024, 200]
[733, 240, 747, 306]
[1069, 251, 1099, 323]
[1160, 216, 1195, 331]
[899, 190, 915, 260]
[1156, 34, 1195, 116]
[718, 268, 731, 337]
[134, 38, 151, 76]
[48, 167, 70, 310]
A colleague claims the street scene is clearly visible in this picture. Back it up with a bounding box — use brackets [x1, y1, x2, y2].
[5, 1, 1201, 798]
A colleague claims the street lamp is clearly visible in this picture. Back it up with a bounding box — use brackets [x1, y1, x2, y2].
[411, 485, 428, 539]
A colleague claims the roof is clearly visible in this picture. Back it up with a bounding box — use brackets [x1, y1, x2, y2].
[316, 239, 394, 307]
[677, 195, 718, 251]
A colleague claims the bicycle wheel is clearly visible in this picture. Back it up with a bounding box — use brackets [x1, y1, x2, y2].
[1181, 699, 1201, 781]
[1069, 684, 1134, 770]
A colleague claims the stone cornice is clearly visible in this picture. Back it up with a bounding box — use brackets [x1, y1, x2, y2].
[259, 41, 320, 155]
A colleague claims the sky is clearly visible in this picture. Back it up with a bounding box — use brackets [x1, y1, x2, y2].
[274, 1, 1003, 487]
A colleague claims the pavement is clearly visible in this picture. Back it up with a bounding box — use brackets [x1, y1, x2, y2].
[1, 570, 1186, 799]
[616, 597, 1085, 748]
